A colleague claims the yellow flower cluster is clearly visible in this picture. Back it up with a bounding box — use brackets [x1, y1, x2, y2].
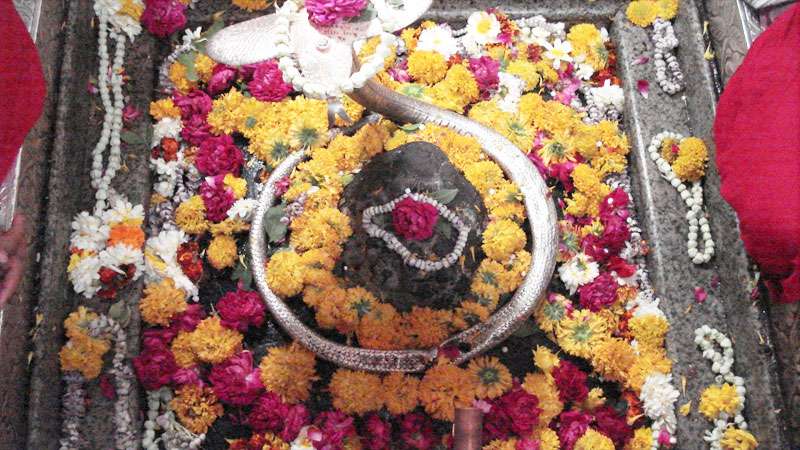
[626, 427, 653, 450]
[468, 356, 513, 399]
[566, 164, 612, 217]
[522, 372, 564, 427]
[383, 372, 420, 415]
[567, 23, 608, 70]
[407, 50, 449, 85]
[259, 342, 317, 404]
[699, 383, 741, 419]
[169, 384, 224, 434]
[720, 427, 758, 450]
[188, 316, 243, 364]
[629, 314, 669, 350]
[149, 98, 181, 120]
[672, 137, 708, 182]
[329, 369, 385, 415]
[232, 0, 271, 11]
[626, 0, 680, 28]
[574, 429, 615, 450]
[139, 278, 187, 326]
[175, 195, 208, 234]
[59, 308, 111, 380]
[207, 234, 238, 270]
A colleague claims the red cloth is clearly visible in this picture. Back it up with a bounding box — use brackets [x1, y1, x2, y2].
[714, 4, 800, 303]
[0, 0, 46, 182]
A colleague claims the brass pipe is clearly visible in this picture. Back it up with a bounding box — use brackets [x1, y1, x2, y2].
[453, 407, 483, 450]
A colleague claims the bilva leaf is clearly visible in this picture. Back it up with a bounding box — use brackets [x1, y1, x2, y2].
[232, 261, 253, 289]
[264, 204, 288, 243]
[121, 130, 146, 146]
[177, 51, 199, 82]
[436, 220, 452, 239]
[431, 188, 458, 205]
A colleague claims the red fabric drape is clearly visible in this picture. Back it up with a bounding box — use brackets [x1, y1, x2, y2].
[0, 0, 46, 182]
[714, 4, 800, 303]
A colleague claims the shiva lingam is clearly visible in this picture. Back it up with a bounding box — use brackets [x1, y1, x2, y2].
[207, 0, 558, 373]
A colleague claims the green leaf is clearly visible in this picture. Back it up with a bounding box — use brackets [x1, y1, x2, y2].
[431, 188, 458, 205]
[232, 261, 253, 289]
[435, 220, 452, 239]
[512, 320, 537, 338]
[400, 123, 422, 133]
[177, 51, 199, 82]
[341, 173, 354, 186]
[108, 302, 131, 328]
[264, 204, 288, 243]
[121, 130, 146, 146]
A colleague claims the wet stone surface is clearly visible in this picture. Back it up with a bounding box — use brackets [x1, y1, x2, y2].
[340, 142, 487, 312]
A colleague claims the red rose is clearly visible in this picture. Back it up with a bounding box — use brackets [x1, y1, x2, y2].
[280, 404, 310, 442]
[363, 414, 392, 450]
[248, 60, 293, 102]
[247, 392, 289, 433]
[209, 351, 263, 406]
[196, 134, 244, 177]
[497, 386, 541, 436]
[391, 197, 439, 241]
[141, 0, 186, 38]
[133, 343, 178, 390]
[217, 289, 266, 332]
[594, 405, 634, 448]
[552, 360, 589, 404]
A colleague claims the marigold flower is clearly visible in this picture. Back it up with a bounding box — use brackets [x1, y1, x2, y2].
[673, 137, 708, 182]
[626, 427, 653, 450]
[228, 432, 289, 450]
[259, 342, 317, 404]
[175, 195, 209, 235]
[535, 294, 571, 335]
[626, 1, 659, 28]
[140, 278, 187, 326]
[168, 62, 195, 93]
[207, 234, 238, 270]
[407, 50, 449, 85]
[329, 369, 384, 415]
[267, 250, 305, 298]
[63, 306, 99, 340]
[382, 372, 420, 415]
[532, 346, 561, 374]
[452, 301, 491, 330]
[536, 427, 561, 450]
[170, 331, 197, 368]
[574, 428, 615, 450]
[59, 333, 110, 380]
[406, 307, 452, 348]
[699, 383, 741, 419]
[555, 309, 609, 358]
[468, 356, 512, 399]
[521, 373, 563, 427]
[656, 0, 680, 20]
[419, 363, 475, 421]
[720, 427, 758, 450]
[629, 314, 669, 350]
[189, 316, 243, 364]
[170, 384, 224, 434]
[357, 303, 405, 350]
[626, 349, 673, 391]
[464, 161, 506, 197]
[482, 219, 527, 262]
[591, 337, 636, 383]
[150, 98, 181, 120]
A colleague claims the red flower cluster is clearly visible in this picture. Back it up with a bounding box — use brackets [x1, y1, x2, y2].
[578, 272, 619, 312]
[200, 176, 236, 222]
[308, 411, 357, 450]
[399, 413, 437, 450]
[552, 360, 588, 404]
[392, 197, 439, 241]
[177, 241, 203, 281]
[133, 340, 178, 391]
[196, 134, 244, 177]
[468, 56, 501, 98]
[248, 60, 293, 103]
[247, 392, 310, 442]
[209, 351, 263, 406]
[217, 289, 266, 332]
[141, 0, 186, 38]
[485, 386, 542, 440]
[362, 414, 392, 450]
[96, 264, 137, 300]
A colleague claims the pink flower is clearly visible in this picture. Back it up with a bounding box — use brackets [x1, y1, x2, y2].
[122, 105, 141, 124]
[657, 428, 673, 447]
[389, 60, 412, 83]
[200, 177, 236, 222]
[392, 197, 439, 241]
[515, 438, 541, 450]
[174, 90, 213, 119]
[582, 216, 630, 262]
[363, 414, 392, 450]
[557, 410, 592, 450]
[593, 405, 633, 448]
[599, 188, 630, 222]
[217, 289, 266, 332]
[497, 385, 541, 436]
[399, 413, 437, 450]
[694, 286, 708, 303]
[637, 79, 650, 98]
[168, 303, 206, 333]
[247, 392, 289, 433]
[172, 366, 204, 387]
[578, 272, 619, 312]
[281, 404, 311, 442]
[209, 351, 263, 406]
[311, 411, 357, 450]
[468, 56, 500, 97]
[142, 327, 177, 348]
[305, 0, 368, 27]
[552, 360, 589, 403]
[196, 134, 244, 176]
[180, 114, 213, 146]
[133, 343, 178, 390]
[275, 176, 291, 197]
[141, 0, 186, 38]
[207, 64, 239, 96]
[248, 60, 293, 102]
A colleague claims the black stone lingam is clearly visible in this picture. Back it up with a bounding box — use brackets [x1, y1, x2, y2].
[339, 142, 488, 312]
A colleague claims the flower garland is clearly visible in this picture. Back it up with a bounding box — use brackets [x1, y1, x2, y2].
[625, 1, 685, 95]
[362, 189, 470, 272]
[648, 131, 714, 264]
[694, 326, 758, 450]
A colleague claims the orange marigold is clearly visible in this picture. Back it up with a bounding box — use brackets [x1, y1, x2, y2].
[189, 316, 243, 364]
[259, 342, 317, 404]
[382, 372, 420, 415]
[468, 356, 512, 399]
[107, 223, 145, 248]
[329, 369, 385, 415]
[406, 307, 452, 348]
[169, 384, 224, 434]
[419, 363, 475, 421]
[139, 279, 187, 326]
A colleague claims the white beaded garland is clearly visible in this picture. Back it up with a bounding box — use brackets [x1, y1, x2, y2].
[651, 18, 684, 95]
[362, 189, 470, 272]
[648, 131, 715, 264]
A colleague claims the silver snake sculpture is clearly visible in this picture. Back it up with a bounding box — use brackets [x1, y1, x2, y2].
[208, 3, 558, 372]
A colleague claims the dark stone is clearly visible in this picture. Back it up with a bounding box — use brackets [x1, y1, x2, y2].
[339, 142, 487, 313]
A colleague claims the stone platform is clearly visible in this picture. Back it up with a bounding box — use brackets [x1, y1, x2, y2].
[1, 0, 795, 448]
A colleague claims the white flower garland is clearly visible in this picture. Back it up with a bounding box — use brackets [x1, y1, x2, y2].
[275, 0, 396, 99]
[142, 388, 205, 450]
[59, 372, 86, 450]
[651, 18, 684, 95]
[362, 189, 470, 272]
[694, 326, 749, 450]
[648, 132, 714, 264]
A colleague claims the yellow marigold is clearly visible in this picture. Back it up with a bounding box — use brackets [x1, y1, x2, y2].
[532, 346, 561, 374]
[259, 342, 317, 403]
[592, 152, 628, 178]
[503, 250, 531, 291]
[64, 306, 99, 340]
[627, 349, 673, 391]
[720, 427, 758, 450]
[329, 369, 384, 415]
[535, 428, 561, 450]
[483, 439, 517, 450]
[673, 137, 708, 182]
[140, 279, 187, 326]
[207, 88, 247, 135]
[358, 36, 397, 70]
[522, 373, 564, 427]
[315, 286, 358, 334]
[209, 219, 250, 236]
[482, 219, 526, 262]
[625, 427, 653, 450]
[207, 234, 239, 270]
[453, 301, 491, 330]
[189, 317, 243, 364]
[575, 429, 615, 450]
[357, 303, 406, 350]
[401, 27, 419, 52]
[59, 333, 110, 379]
[171, 331, 197, 368]
[468, 101, 512, 134]
[473, 259, 511, 296]
[229, 433, 289, 450]
[626, 1, 659, 28]
[289, 115, 329, 150]
[419, 363, 476, 421]
[407, 307, 452, 348]
[468, 356, 512, 399]
[431, 64, 480, 111]
[168, 61, 195, 93]
[195, 53, 215, 82]
[699, 383, 741, 420]
[175, 195, 208, 235]
[232, 0, 270, 11]
[629, 314, 669, 350]
[223, 174, 248, 200]
[567, 23, 608, 70]
[656, 0, 680, 20]
[119, 0, 143, 20]
[538, 139, 577, 166]
[267, 250, 305, 298]
[591, 337, 637, 383]
[382, 372, 420, 415]
[486, 182, 525, 223]
[582, 387, 607, 410]
[464, 161, 506, 197]
[407, 50, 448, 85]
[170, 385, 223, 434]
[535, 294, 570, 335]
[506, 60, 541, 90]
[556, 309, 610, 358]
[149, 98, 181, 120]
[290, 208, 352, 252]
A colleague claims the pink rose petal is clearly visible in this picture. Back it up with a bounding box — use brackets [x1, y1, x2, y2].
[694, 286, 708, 303]
[637, 80, 650, 98]
[633, 56, 650, 65]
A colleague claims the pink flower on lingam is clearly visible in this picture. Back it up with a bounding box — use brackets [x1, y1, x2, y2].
[305, 0, 369, 27]
[217, 288, 266, 332]
[248, 60, 293, 102]
[468, 56, 500, 98]
[196, 134, 244, 176]
[141, 0, 186, 38]
[209, 351, 263, 406]
[207, 64, 239, 96]
[200, 176, 236, 222]
[392, 197, 439, 241]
